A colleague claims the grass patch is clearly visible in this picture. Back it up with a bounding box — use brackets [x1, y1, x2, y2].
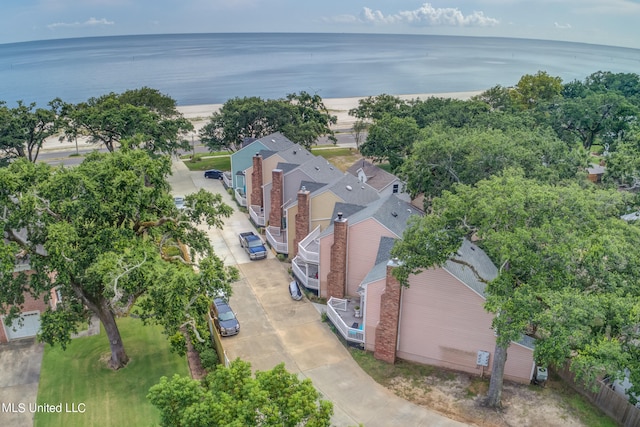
[181, 156, 230, 171]
[311, 147, 361, 171]
[35, 317, 188, 427]
[545, 375, 618, 427]
[349, 348, 436, 387]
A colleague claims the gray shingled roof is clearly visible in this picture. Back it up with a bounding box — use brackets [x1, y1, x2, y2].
[443, 239, 499, 298]
[326, 173, 380, 206]
[257, 149, 278, 159]
[277, 144, 315, 164]
[298, 180, 327, 193]
[276, 162, 300, 174]
[346, 159, 398, 192]
[257, 132, 296, 152]
[343, 194, 421, 236]
[330, 202, 368, 222]
[293, 155, 345, 184]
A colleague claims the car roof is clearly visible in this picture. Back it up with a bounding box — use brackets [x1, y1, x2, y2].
[214, 298, 232, 310]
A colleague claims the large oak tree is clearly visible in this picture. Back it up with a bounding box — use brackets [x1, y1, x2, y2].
[199, 92, 336, 151]
[392, 170, 640, 407]
[0, 150, 237, 369]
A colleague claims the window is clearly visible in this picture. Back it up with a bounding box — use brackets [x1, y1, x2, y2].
[392, 183, 399, 194]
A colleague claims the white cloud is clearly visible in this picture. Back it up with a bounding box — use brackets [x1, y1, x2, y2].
[47, 17, 114, 30]
[554, 22, 572, 29]
[358, 3, 499, 27]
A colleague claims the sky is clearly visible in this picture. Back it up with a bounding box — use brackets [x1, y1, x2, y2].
[1, 0, 639, 49]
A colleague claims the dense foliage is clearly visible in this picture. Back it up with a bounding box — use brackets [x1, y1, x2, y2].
[0, 150, 238, 369]
[391, 169, 640, 406]
[148, 360, 333, 427]
[199, 91, 337, 151]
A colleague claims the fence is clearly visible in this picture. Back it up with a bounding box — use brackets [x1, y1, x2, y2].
[555, 364, 640, 427]
[207, 311, 228, 367]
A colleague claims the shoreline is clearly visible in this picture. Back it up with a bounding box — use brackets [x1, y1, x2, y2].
[41, 91, 484, 152]
[176, 90, 484, 131]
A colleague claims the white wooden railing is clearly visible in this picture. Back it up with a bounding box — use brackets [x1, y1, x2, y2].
[297, 225, 320, 263]
[249, 205, 266, 226]
[266, 226, 288, 254]
[327, 297, 364, 343]
[234, 188, 247, 207]
[222, 172, 232, 188]
[291, 259, 319, 290]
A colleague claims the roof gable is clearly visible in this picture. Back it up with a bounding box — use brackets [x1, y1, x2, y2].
[347, 159, 399, 191]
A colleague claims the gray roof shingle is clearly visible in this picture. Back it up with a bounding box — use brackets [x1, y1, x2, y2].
[347, 159, 398, 192]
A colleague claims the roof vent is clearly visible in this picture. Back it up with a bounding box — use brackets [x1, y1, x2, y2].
[293, 150, 297, 154]
[271, 139, 276, 142]
[337, 212, 343, 220]
[391, 211, 398, 217]
[361, 186, 365, 189]
[346, 185, 353, 191]
[315, 166, 320, 171]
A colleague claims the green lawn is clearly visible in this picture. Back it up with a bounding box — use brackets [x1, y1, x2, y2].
[35, 317, 189, 427]
[181, 155, 231, 171]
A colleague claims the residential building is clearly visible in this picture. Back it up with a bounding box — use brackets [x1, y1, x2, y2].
[307, 196, 535, 384]
[346, 158, 406, 198]
[227, 132, 296, 206]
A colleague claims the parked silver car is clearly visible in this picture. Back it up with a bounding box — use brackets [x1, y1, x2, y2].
[289, 280, 303, 301]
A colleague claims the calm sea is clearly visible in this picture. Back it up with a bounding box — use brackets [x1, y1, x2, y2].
[1, 33, 639, 107]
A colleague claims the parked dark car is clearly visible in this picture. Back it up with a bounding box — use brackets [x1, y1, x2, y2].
[289, 280, 303, 301]
[204, 169, 223, 179]
[211, 298, 240, 337]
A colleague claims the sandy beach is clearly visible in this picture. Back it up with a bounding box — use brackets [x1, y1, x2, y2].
[41, 91, 483, 152]
[177, 90, 484, 132]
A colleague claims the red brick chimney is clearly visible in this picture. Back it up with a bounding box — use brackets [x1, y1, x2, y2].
[250, 153, 263, 208]
[292, 187, 310, 257]
[269, 169, 283, 228]
[327, 212, 348, 299]
[374, 259, 403, 364]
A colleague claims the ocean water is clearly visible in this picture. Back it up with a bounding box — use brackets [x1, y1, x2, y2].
[1, 33, 639, 107]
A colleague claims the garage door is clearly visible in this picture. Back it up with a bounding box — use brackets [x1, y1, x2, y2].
[3, 311, 41, 341]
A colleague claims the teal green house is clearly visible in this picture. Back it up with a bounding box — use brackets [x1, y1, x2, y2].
[228, 132, 295, 206]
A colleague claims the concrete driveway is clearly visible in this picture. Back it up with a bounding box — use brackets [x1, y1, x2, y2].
[169, 162, 466, 427]
[0, 338, 44, 427]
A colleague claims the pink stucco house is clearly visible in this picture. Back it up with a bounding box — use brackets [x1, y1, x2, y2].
[297, 197, 535, 383]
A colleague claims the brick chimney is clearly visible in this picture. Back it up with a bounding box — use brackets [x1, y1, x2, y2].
[327, 212, 348, 299]
[269, 169, 283, 228]
[250, 153, 263, 208]
[292, 187, 310, 257]
[374, 259, 403, 364]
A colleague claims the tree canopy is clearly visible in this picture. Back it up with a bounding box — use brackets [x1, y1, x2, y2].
[148, 359, 333, 427]
[391, 169, 640, 407]
[398, 125, 587, 202]
[199, 92, 336, 152]
[0, 99, 63, 165]
[64, 87, 193, 155]
[0, 150, 237, 369]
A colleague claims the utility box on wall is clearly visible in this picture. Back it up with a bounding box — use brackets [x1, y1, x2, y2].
[476, 350, 490, 367]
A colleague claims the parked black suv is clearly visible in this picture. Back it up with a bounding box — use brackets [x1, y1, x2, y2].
[211, 298, 240, 337]
[204, 169, 223, 179]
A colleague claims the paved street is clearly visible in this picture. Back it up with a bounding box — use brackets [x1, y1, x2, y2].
[168, 161, 466, 427]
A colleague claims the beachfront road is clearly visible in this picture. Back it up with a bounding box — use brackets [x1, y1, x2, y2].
[38, 133, 358, 166]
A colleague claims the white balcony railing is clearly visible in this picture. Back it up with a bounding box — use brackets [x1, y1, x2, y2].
[222, 172, 232, 188]
[297, 225, 320, 263]
[292, 257, 319, 290]
[249, 205, 266, 226]
[327, 297, 364, 343]
[234, 188, 247, 207]
[266, 226, 288, 254]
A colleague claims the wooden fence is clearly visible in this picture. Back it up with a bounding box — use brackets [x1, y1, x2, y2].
[555, 364, 640, 427]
